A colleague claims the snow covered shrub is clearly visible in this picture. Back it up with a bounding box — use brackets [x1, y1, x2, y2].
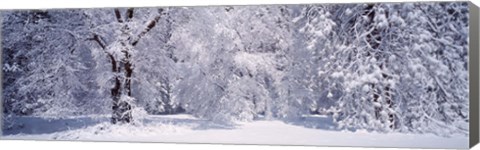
[131, 107, 149, 124]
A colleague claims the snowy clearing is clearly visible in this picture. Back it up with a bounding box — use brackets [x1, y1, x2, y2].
[1, 114, 468, 149]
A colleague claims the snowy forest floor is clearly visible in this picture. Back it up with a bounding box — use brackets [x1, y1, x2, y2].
[1, 114, 468, 149]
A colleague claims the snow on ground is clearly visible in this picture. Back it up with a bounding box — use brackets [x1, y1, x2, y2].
[1, 114, 468, 149]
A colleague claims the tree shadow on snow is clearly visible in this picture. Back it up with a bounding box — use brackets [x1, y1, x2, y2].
[2, 116, 108, 136]
[2, 114, 238, 136]
[281, 115, 343, 132]
[142, 115, 238, 130]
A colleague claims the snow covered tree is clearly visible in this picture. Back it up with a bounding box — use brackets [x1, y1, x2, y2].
[293, 2, 468, 133]
[223, 5, 296, 120]
[2, 10, 105, 117]
[168, 6, 297, 122]
[1, 3, 469, 134]
[391, 2, 469, 134]
[290, 4, 340, 115]
[333, 3, 397, 131]
[84, 8, 167, 124]
[131, 8, 185, 115]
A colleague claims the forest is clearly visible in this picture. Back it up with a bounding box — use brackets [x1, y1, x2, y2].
[0, 2, 470, 148]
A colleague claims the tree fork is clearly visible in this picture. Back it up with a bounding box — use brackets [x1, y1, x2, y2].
[111, 8, 165, 124]
[88, 8, 166, 124]
[114, 8, 135, 124]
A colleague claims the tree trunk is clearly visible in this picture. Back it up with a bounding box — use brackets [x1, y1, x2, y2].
[111, 41, 134, 124]
[109, 8, 164, 124]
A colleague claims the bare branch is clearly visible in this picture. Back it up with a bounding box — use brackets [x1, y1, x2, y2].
[88, 34, 106, 50]
[131, 8, 165, 46]
[114, 9, 123, 23]
[126, 8, 134, 22]
[87, 34, 118, 72]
